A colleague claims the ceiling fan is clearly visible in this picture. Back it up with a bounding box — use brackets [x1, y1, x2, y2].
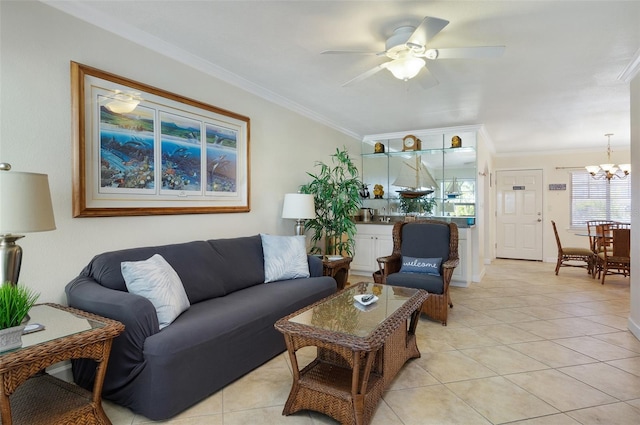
[322, 16, 505, 86]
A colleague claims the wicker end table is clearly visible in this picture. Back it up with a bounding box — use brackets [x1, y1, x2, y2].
[275, 282, 428, 425]
[322, 256, 353, 290]
[0, 303, 124, 425]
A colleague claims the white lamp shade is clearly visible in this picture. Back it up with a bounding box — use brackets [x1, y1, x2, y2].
[282, 193, 316, 219]
[0, 171, 56, 234]
[599, 163, 616, 172]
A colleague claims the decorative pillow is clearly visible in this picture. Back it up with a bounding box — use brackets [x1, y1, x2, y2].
[399, 256, 442, 276]
[121, 254, 190, 329]
[260, 234, 310, 283]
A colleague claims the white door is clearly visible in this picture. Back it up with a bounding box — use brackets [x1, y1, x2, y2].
[496, 169, 543, 261]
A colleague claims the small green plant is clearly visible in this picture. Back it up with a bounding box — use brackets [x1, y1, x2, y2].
[0, 284, 39, 329]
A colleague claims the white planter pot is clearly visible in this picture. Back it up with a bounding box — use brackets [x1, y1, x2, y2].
[0, 324, 26, 353]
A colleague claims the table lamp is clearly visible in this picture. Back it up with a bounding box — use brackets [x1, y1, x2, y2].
[0, 163, 56, 286]
[282, 193, 316, 236]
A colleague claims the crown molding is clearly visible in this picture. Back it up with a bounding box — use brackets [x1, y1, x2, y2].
[362, 124, 488, 142]
[619, 47, 640, 83]
[42, 1, 360, 140]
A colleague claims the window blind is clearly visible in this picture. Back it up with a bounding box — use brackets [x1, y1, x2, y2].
[570, 171, 631, 227]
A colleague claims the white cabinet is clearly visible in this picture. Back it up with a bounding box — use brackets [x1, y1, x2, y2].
[351, 224, 394, 274]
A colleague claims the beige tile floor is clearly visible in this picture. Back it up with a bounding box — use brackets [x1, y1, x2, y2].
[104, 259, 640, 424]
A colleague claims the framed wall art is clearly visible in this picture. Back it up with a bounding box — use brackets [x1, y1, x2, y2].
[71, 61, 250, 217]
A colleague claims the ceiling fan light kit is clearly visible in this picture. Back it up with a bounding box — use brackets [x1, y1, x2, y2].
[325, 15, 505, 85]
[385, 56, 425, 81]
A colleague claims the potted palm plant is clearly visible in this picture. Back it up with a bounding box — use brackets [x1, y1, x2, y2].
[300, 147, 362, 256]
[399, 195, 437, 216]
[0, 284, 39, 352]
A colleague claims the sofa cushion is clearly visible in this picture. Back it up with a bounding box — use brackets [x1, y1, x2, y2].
[144, 275, 337, 357]
[82, 241, 226, 303]
[260, 234, 310, 283]
[386, 272, 444, 295]
[207, 235, 265, 294]
[121, 254, 190, 329]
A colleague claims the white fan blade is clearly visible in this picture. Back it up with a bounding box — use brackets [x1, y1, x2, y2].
[434, 46, 505, 59]
[407, 16, 449, 48]
[342, 63, 387, 87]
[417, 67, 440, 90]
[321, 50, 381, 55]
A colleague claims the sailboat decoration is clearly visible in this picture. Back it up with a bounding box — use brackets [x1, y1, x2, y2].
[446, 177, 461, 198]
[394, 155, 438, 199]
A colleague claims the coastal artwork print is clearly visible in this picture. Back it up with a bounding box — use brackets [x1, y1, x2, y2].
[99, 97, 156, 192]
[72, 61, 250, 217]
[160, 112, 202, 193]
[205, 123, 237, 194]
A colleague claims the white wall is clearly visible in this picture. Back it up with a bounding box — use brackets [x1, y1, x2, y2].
[629, 72, 640, 338]
[475, 128, 493, 279]
[0, 1, 358, 303]
[493, 148, 631, 263]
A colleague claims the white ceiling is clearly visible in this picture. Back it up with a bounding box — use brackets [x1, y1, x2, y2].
[46, 1, 640, 155]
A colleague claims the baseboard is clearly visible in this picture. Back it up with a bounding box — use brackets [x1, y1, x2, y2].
[629, 316, 640, 341]
[47, 360, 73, 383]
[473, 267, 486, 283]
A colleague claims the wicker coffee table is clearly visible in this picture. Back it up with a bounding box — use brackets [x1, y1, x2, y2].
[0, 303, 124, 425]
[275, 282, 428, 425]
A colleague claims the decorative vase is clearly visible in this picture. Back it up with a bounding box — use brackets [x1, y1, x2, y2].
[0, 324, 26, 353]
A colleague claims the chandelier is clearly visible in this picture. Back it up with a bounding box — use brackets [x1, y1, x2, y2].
[585, 133, 631, 181]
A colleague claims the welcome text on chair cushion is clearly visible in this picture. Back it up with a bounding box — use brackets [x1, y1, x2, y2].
[399, 256, 442, 276]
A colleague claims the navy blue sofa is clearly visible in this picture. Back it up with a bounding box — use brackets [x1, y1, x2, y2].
[65, 235, 336, 420]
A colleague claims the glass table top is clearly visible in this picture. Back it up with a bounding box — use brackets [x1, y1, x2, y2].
[6, 304, 104, 353]
[288, 282, 419, 338]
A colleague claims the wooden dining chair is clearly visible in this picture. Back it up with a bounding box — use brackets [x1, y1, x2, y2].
[596, 223, 630, 284]
[592, 223, 614, 278]
[586, 220, 616, 253]
[551, 220, 594, 276]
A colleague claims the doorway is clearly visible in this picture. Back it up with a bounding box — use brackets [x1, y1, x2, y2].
[496, 169, 543, 261]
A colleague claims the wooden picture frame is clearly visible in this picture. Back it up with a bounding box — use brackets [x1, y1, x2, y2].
[71, 61, 250, 217]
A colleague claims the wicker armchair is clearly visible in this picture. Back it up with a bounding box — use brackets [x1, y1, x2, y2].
[375, 219, 459, 326]
[551, 220, 594, 276]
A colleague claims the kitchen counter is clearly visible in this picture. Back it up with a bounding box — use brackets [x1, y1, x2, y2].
[355, 216, 475, 228]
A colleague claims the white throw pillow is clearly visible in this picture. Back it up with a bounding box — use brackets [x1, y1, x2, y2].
[121, 254, 190, 329]
[260, 234, 310, 283]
